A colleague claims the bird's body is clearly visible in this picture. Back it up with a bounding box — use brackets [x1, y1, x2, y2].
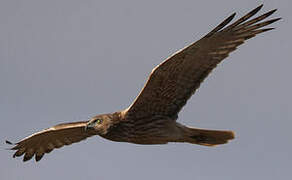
[100, 112, 179, 145]
[7, 4, 280, 162]
[98, 112, 233, 145]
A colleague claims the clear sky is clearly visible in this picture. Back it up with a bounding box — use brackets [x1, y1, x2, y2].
[1, 0, 291, 179]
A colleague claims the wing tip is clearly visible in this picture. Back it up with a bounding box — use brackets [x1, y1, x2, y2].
[206, 4, 274, 38]
[23, 156, 32, 162]
[5, 140, 19, 151]
[250, 4, 264, 15]
[273, 17, 282, 22]
[35, 154, 45, 162]
[258, 4, 264, 9]
[267, 18, 282, 26]
[230, 12, 236, 18]
[205, 12, 236, 38]
[261, 27, 276, 32]
[269, 8, 278, 14]
[262, 9, 278, 19]
[251, 27, 276, 37]
[13, 152, 17, 158]
[5, 140, 14, 145]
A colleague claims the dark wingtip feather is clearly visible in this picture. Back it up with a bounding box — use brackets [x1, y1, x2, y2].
[222, 12, 237, 27]
[229, 13, 236, 19]
[227, 4, 264, 29]
[13, 149, 26, 158]
[259, 27, 275, 32]
[23, 158, 30, 162]
[252, 28, 276, 36]
[5, 140, 19, 150]
[248, 4, 264, 17]
[265, 18, 282, 26]
[5, 140, 14, 145]
[234, 9, 280, 31]
[23, 154, 33, 162]
[259, 9, 278, 20]
[273, 17, 282, 22]
[258, 4, 264, 9]
[205, 12, 236, 37]
[268, 9, 277, 15]
[248, 4, 264, 16]
[236, 17, 281, 34]
[35, 154, 44, 162]
[270, 17, 282, 22]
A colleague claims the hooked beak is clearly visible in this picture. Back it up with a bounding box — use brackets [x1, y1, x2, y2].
[84, 122, 95, 131]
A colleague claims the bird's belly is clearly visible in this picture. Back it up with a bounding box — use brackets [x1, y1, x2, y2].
[102, 117, 181, 145]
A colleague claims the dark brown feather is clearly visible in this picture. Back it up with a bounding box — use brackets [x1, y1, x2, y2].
[126, 5, 280, 120]
[7, 121, 97, 162]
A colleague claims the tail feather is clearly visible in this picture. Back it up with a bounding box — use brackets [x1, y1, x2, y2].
[182, 127, 235, 146]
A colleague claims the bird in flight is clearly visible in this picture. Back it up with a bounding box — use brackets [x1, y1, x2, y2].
[6, 4, 280, 162]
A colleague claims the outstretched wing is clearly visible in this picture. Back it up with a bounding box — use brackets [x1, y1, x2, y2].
[126, 5, 280, 119]
[6, 121, 96, 162]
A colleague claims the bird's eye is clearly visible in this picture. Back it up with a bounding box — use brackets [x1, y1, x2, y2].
[94, 119, 102, 124]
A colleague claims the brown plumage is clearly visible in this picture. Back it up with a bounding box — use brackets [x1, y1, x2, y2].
[6, 4, 280, 162]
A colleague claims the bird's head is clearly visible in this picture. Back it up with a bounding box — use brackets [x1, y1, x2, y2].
[85, 114, 113, 135]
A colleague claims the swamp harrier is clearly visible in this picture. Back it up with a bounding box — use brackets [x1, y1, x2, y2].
[6, 5, 280, 162]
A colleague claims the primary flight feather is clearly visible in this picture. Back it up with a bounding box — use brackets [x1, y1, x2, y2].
[7, 4, 280, 162]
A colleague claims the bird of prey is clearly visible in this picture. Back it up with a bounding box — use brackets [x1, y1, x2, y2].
[6, 4, 280, 162]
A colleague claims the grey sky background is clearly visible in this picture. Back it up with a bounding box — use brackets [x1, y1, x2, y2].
[0, 0, 291, 179]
